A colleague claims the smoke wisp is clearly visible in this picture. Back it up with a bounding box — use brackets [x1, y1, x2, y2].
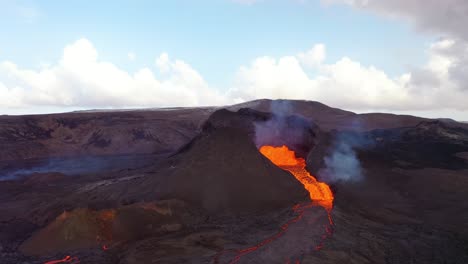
[318, 132, 371, 183]
[254, 100, 314, 157]
[0, 155, 153, 181]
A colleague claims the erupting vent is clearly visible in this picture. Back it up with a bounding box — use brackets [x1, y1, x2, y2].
[259, 145, 334, 211]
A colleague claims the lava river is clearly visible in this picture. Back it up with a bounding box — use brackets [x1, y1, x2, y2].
[215, 145, 335, 263]
[259, 145, 334, 212]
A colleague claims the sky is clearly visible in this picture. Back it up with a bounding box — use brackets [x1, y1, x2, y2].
[0, 0, 467, 120]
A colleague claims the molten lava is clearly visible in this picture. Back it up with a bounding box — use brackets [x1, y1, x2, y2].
[259, 145, 334, 211]
[44, 255, 80, 264]
[214, 145, 335, 263]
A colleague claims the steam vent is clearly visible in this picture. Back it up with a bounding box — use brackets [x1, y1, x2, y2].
[1, 99, 468, 263]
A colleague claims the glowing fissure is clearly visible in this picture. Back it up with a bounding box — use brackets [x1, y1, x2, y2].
[214, 145, 335, 263]
[214, 203, 306, 264]
[259, 145, 334, 212]
[47, 146, 335, 264]
[43, 209, 116, 264]
[44, 255, 80, 264]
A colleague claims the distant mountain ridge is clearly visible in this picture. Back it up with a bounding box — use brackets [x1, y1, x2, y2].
[1, 99, 466, 162]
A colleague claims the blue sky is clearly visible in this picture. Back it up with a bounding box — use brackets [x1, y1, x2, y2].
[1, 0, 467, 119]
[1, 0, 429, 85]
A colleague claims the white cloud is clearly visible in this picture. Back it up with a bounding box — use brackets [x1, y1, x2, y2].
[155, 53, 171, 73]
[1, 38, 467, 119]
[229, 53, 411, 110]
[229, 39, 468, 116]
[229, 55, 315, 102]
[0, 38, 227, 113]
[297, 44, 326, 68]
[231, 0, 262, 5]
[321, 0, 468, 118]
[0, 0, 42, 23]
[127, 52, 136, 61]
[323, 0, 468, 41]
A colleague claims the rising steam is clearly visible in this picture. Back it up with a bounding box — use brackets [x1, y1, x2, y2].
[254, 100, 292, 146]
[253, 100, 367, 183]
[318, 132, 370, 183]
[254, 100, 313, 157]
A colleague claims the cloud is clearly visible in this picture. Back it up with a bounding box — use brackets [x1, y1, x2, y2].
[228, 38, 468, 114]
[1, 38, 467, 119]
[297, 44, 326, 68]
[155, 53, 171, 73]
[323, 0, 468, 41]
[321, 0, 468, 116]
[0, 38, 227, 113]
[0, 0, 42, 23]
[127, 52, 136, 61]
[229, 54, 408, 110]
[231, 0, 262, 5]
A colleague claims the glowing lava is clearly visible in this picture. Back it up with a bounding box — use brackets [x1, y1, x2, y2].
[214, 145, 335, 263]
[259, 145, 334, 211]
[44, 255, 80, 264]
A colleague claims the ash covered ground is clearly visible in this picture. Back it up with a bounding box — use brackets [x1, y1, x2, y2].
[1, 99, 468, 264]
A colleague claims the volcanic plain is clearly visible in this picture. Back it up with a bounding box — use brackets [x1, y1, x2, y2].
[1, 99, 467, 264]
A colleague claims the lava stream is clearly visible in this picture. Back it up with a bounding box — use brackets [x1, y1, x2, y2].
[214, 145, 335, 263]
[214, 203, 307, 264]
[44, 256, 80, 264]
[259, 145, 334, 212]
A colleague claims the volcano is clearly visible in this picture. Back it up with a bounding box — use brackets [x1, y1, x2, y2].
[158, 127, 308, 212]
[1, 99, 468, 263]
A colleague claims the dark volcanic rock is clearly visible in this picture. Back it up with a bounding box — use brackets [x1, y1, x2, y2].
[201, 108, 319, 158]
[160, 127, 308, 213]
[0, 99, 434, 163]
[202, 108, 271, 135]
[19, 201, 191, 256]
[362, 120, 468, 170]
[2, 100, 468, 263]
[229, 99, 429, 131]
[0, 108, 215, 162]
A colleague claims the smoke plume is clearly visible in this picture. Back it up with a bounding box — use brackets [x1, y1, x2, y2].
[318, 132, 370, 183]
[254, 100, 314, 157]
[252, 99, 368, 183]
[0, 155, 151, 181]
[254, 100, 292, 146]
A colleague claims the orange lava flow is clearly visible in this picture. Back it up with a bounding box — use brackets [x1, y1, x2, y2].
[259, 145, 334, 211]
[44, 256, 80, 264]
[213, 146, 335, 263]
[213, 202, 334, 264]
[214, 203, 308, 264]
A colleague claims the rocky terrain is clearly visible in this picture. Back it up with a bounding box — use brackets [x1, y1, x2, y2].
[0, 99, 467, 263]
[0, 107, 215, 162]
